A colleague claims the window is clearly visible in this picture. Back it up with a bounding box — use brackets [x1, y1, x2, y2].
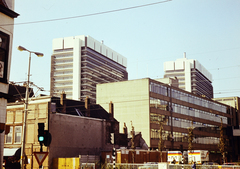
[5, 126, 13, 144]
[0, 31, 10, 83]
[14, 126, 22, 143]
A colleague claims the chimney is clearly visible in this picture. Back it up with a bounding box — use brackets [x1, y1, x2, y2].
[85, 96, 90, 117]
[60, 91, 66, 113]
[109, 101, 114, 121]
[123, 122, 128, 135]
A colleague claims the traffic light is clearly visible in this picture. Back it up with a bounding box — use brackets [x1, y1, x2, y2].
[38, 123, 45, 144]
[38, 123, 52, 146]
[43, 130, 52, 146]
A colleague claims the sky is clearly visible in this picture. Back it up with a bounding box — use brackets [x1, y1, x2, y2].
[6, 0, 240, 98]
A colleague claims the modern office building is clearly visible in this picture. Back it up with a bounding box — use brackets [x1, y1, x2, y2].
[164, 53, 213, 99]
[0, 0, 18, 168]
[214, 97, 240, 161]
[51, 35, 128, 103]
[97, 78, 233, 162]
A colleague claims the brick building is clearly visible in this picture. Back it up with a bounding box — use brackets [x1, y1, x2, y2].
[4, 94, 118, 168]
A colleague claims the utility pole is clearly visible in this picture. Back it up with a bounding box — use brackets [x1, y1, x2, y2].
[18, 46, 43, 169]
[20, 51, 31, 169]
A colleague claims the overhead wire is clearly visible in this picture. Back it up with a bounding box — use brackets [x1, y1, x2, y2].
[6, 0, 239, 98]
[0, 0, 172, 27]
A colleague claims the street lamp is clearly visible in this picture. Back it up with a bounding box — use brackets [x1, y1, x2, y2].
[17, 46, 43, 169]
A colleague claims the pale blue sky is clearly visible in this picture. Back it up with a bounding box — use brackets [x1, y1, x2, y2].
[9, 0, 240, 98]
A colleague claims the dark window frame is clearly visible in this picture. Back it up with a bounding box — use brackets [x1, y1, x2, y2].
[0, 31, 10, 84]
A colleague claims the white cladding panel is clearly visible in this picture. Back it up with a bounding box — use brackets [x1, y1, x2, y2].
[185, 60, 192, 92]
[107, 47, 113, 59]
[118, 55, 123, 65]
[94, 40, 101, 53]
[52, 38, 63, 50]
[86, 36, 94, 49]
[113, 52, 117, 62]
[123, 57, 127, 67]
[195, 60, 212, 82]
[101, 44, 107, 56]
[72, 39, 81, 100]
[53, 35, 127, 67]
[64, 37, 74, 49]
[164, 61, 175, 71]
[75, 35, 85, 46]
[175, 60, 184, 70]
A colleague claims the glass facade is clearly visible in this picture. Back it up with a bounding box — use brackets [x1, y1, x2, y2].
[150, 82, 227, 114]
[150, 129, 220, 145]
[149, 81, 229, 149]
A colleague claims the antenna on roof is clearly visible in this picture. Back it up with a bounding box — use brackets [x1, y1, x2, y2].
[183, 52, 186, 58]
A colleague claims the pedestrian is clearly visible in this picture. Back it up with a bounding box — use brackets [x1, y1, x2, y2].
[191, 161, 196, 169]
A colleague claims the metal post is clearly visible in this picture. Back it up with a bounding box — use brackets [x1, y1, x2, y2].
[20, 52, 31, 169]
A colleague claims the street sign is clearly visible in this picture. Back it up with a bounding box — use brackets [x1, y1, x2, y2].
[33, 152, 48, 166]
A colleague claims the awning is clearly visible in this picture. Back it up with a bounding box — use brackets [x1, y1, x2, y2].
[3, 148, 19, 156]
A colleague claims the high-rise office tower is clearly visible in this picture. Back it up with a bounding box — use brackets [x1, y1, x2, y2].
[51, 35, 128, 103]
[164, 53, 213, 99]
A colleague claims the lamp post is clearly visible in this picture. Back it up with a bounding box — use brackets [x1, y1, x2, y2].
[17, 46, 43, 169]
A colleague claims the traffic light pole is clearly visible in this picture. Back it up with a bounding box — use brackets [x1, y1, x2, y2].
[40, 142, 43, 152]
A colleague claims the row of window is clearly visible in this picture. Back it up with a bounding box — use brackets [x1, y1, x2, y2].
[170, 117, 219, 134]
[172, 103, 227, 124]
[53, 49, 73, 53]
[150, 113, 219, 134]
[150, 129, 220, 145]
[149, 82, 168, 96]
[53, 56, 73, 64]
[54, 65, 73, 70]
[171, 89, 226, 113]
[150, 82, 227, 113]
[53, 76, 73, 81]
[53, 70, 73, 76]
[150, 97, 228, 124]
[150, 98, 168, 111]
[54, 82, 73, 87]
